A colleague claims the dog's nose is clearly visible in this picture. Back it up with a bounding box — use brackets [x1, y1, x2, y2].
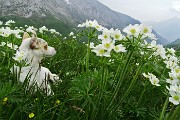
[52, 47, 56, 54]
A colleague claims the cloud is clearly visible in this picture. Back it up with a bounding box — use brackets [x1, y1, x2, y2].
[172, 0, 180, 12]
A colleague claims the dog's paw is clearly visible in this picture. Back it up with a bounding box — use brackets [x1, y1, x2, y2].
[48, 74, 59, 82]
[52, 74, 59, 81]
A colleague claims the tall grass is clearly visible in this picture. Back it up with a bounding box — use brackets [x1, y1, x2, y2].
[0, 20, 180, 120]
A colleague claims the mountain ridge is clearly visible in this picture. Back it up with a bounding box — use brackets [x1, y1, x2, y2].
[0, 0, 168, 44]
[143, 17, 180, 42]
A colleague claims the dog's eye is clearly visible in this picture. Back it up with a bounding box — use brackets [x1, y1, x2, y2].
[44, 45, 48, 50]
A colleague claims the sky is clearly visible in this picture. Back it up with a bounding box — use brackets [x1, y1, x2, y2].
[98, 0, 180, 22]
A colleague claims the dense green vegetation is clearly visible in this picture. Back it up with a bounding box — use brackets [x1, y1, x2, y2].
[0, 14, 74, 36]
[0, 20, 180, 120]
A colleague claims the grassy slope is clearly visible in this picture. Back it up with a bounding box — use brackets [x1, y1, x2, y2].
[0, 14, 74, 35]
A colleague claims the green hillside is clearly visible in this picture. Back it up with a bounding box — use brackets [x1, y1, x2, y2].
[166, 38, 180, 50]
[0, 14, 74, 35]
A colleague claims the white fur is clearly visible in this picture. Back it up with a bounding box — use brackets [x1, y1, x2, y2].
[12, 34, 60, 95]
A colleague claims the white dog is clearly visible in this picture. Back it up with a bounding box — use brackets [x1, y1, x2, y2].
[12, 32, 60, 95]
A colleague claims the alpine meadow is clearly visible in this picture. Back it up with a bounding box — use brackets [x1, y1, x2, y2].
[0, 0, 180, 120]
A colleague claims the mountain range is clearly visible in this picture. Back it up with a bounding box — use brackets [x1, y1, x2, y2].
[166, 38, 180, 50]
[144, 17, 180, 43]
[0, 0, 168, 44]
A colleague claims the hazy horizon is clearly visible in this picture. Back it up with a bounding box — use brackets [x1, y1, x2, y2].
[98, 0, 180, 22]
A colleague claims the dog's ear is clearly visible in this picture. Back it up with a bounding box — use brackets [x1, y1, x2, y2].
[22, 32, 30, 40]
[31, 31, 37, 38]
[30, 37, 37, 49]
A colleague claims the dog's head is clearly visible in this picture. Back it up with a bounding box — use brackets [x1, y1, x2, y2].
[21, 32, 56, 58]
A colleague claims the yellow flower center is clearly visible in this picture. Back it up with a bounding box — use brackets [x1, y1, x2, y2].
[104, 43, 111, 49]
[115, 46, 119, 51]
[103, 35, 108, 39]
[143, 28, 148, 33]
[175, 69, 180, 73]
[130, 29, 136, 34]
[153, 80, 157, 84]
[99, 49, 105, 55]
[177, 75, 180, 80]
[115, 34, 120, 39]
[173, 95, 179, 101]
[96, 26, 100, 28]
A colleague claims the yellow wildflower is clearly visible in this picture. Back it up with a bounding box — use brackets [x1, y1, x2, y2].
[56, 99, 60, 105]
[29, 113, 35, 118]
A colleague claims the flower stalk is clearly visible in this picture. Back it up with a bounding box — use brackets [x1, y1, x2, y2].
[159, 97, 169, 120]
[106, 50, 134, 111]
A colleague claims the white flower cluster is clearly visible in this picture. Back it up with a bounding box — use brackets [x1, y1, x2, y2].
[25, 26, 37, 34]
[166, 58, 180, 105]
[91, 28, 126, 57]
[0, 26, 23, 39]
[5, 20, 15, 26]
[123, 24, 157, 40]
[78, 20, 157, 57]
[39, 26, 48, 33]
[25, 25, 61, 35]
[78, 20, 127, 57]
[13, 50, 28, 62]
[78, 20, 104, 31]
[0, 21, 3, 26]
[68, 32, 76, 39]
[0, 42, 18, 50]
[143, 39, 180, 105]
[49, 29, 61, 35]
[142, 73, 160, 86]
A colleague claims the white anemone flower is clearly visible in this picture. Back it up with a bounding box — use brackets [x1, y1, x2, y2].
[167, 48, 176, 55]
[139, 24, 152, 35]
[26, 26, 37, 33]
[91, 20, 104, 31]
[69, 32, 74, 36]
[98, 28, 111, 40]
[39, 26, 48, 33]
[142, 73, 160, 86]
[5, 20, 15, 26]
[111, 29, 124, 40]
[90, 42, 95, 49]
[113, 44, 127, 53]
[102, 39, 114, 51]
[78, 20, 104, 31]
[139, 24, 157, 40]
[123, 24, 140, 37]
[78, 23, 86, 27]
[49, 29, 57, 34]
[164, 60, 178, 70]
[13, 51, 28, 62]
[167, 84, 180, 93]
[1, 27, 13, 37]
[169, 91, 180, 105]
[154, 45, 166, 59]
[0, 21, 3, 26]
[0, 42, 6, 46]
[91, 44, 111, 57]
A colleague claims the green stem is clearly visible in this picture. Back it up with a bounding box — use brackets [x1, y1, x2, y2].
[137, 85, 146, 105]
[106, 51, 133, 111]
[167, 105, 180, 120]
[86, 30, 92, 80]
[112, 64, 121, 88]
[159, 97, 169, 120]
[121, 63, 144, 101]
[112, 63, 144, 113]
[166, 105, 175, 120]
[92, 57, 106, 120]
